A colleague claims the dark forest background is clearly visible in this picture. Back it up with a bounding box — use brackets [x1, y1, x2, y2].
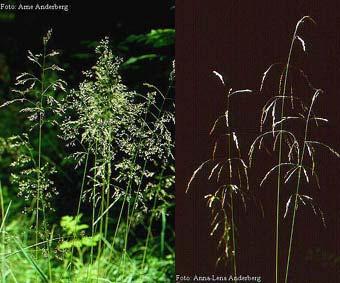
[0, 1, 175, 282]
[0, 0, 174, 214]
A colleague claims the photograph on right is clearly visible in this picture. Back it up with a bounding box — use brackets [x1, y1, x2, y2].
[176, 1, 340, 282]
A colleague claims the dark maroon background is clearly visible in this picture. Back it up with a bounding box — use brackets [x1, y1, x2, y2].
[176, 1, 340, 282]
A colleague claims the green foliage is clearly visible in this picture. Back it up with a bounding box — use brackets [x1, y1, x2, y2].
[8, 135, 57, 211]
[123, 54, 158, 67]
[0, 12, 15, 23]
[59, 215, 101, 249]
[0, 30, 66, 218]
[119, 29, 174, 76]
[60, 215, 88, 236]
[0, 54, 10, 86]
[0, 29, 174, 283]
[122, 29, 175, 49]
[58, 37, 174, 214]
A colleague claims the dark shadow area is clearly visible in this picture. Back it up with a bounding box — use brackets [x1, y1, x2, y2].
[176, 1, 340, 282]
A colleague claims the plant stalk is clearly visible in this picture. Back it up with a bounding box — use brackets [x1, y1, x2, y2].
[284, 90, 319, 282]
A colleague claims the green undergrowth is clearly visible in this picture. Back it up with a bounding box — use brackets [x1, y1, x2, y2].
[0, 29, 174, 282]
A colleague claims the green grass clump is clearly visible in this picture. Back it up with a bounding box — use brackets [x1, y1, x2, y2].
[0, 30, 174, 282]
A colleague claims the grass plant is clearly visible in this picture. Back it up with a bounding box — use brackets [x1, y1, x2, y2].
[186, 71, 251, 277]
[187, 16, 339, 282]
[0, 31, 174, 282]
[249, 16, 339, 282]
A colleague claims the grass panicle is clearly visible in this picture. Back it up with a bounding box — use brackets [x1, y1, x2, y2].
[250, 16, 339, 282]
[186, 71, 251, 277]
[0, 31, 174, 282]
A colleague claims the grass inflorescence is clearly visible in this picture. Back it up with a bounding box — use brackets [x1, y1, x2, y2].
[0, 30, 174, 282]
[187, 16, 339, 282]
[186, 71, 251, 277]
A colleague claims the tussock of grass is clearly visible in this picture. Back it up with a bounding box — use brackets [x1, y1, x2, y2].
[0, 30, 174, 282]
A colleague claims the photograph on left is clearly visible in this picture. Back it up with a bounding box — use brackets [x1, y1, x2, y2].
[0, 1, 174, 282]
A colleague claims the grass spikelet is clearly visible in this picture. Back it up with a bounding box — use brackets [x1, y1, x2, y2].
[259, 63, 282, 92]
[295, 35, 306, 52]
[213, 70, 225, 85]
[186, 160, 212, 193]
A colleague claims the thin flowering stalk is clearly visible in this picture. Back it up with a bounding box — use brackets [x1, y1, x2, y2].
[4, 29, 66, 280]
[55, 38, 174, 278]
[187, 71, 250, 274]
[259, 16, 315, 283]
[283, 88, 338, 282]
[226, 90, 237, 279]
[253, 16, 339, 283]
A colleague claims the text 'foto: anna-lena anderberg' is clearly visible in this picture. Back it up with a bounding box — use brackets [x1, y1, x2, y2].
[194, 275, 262, 282]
